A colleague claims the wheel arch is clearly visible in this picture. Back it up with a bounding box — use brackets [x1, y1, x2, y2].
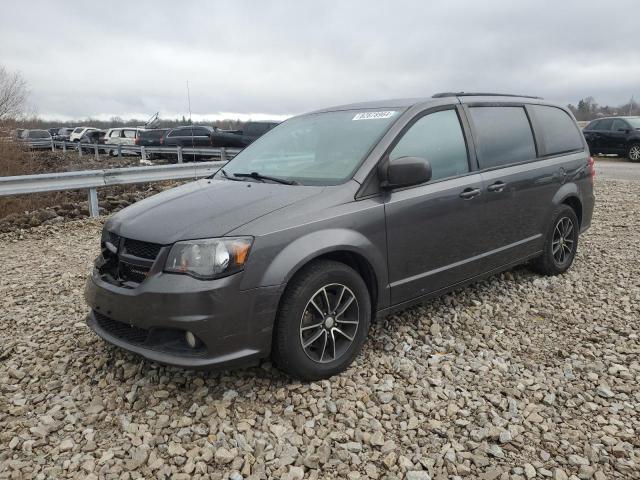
[552, 184, 583, 227]
[256, 228, 389, 314]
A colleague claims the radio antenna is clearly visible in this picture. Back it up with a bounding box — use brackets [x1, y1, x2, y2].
[187, 80, 195, 161]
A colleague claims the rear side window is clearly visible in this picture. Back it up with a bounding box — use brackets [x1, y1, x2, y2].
[597, 119, 613, 131]
[469, 106, 536, 168]
[530, 105, 583, 155]
[389, 109, 469, 181]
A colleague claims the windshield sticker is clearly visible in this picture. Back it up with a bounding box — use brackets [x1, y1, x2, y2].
[352, 111, 397, 121]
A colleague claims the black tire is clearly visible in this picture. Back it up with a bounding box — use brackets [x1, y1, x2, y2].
[530, 204, 579, 276]
[627, 143, 640, 162]
[272, 260, 371, 380]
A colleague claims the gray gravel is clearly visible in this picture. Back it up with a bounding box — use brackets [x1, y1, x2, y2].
[1, 179, 639, 479]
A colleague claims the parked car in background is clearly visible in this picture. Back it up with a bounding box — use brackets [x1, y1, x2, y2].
[211, 121, 280, 148]
[161, 125, 217, 162]
[13, 129, 25, 139]
[135, 128, 169, 159]
[47, 128, 59, 137]
[85, 93, 595, 380]
[19, 129, 52, 149]
[583, 116, 640, 161]
[104, 127, 142, 156]
[54, 127, 74, 141]
[70, 126, 99, 142]
[80, 130, 107, 152]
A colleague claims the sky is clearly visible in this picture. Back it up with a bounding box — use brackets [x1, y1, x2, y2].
[1, 0, 638, 122]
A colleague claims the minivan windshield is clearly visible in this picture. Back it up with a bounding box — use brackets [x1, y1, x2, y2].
[217, 109, 402, 185]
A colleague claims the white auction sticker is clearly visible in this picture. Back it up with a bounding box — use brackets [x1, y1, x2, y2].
[352, 111, 397, 121]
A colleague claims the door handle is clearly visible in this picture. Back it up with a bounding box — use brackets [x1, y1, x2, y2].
[487, 181, 507, 192]
[459, 187, 481, 199]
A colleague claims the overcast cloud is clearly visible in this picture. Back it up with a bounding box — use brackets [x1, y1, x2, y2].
[1, 0, 638, 121]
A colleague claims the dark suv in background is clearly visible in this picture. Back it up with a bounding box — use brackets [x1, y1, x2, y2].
[583, 116, 640, 161]
[85, 93, 595, 380]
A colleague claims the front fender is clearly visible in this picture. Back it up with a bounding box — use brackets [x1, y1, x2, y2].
[256, 228, 389, 308]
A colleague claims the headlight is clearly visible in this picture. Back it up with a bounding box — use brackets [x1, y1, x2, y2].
[165, 237, 253, 279]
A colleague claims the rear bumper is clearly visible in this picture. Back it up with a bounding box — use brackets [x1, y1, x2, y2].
[84, 270, 284, 369]
[580, 190, 595, 233]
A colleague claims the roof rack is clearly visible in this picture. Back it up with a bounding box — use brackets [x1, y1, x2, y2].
[432, 92, 543, 100]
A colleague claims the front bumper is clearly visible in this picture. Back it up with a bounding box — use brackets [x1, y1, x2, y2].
[84, 270, 284, 369]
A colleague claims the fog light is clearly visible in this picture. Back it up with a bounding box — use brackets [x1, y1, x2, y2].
[185, 331, 199, 348]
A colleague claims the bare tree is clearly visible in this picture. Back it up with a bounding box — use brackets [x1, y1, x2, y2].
[0, 65, 28, 122]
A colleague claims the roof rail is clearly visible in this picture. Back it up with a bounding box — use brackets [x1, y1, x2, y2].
[432, 92, 543, 100]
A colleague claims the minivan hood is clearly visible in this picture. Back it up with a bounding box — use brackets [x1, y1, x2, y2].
[106, 179, 325, 244]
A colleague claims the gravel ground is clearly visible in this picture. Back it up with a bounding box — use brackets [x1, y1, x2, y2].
[0, 179, 638, 480]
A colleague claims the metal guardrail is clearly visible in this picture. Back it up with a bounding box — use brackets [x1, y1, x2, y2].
[21, 139, 242, 163]
[0, 161, 226, 218]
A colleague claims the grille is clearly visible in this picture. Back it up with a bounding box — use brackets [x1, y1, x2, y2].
[123, 239, 163, 259]
[119, 262, 149, 284]
[94, 312, 149, 344]
[107, 231, 120, 248]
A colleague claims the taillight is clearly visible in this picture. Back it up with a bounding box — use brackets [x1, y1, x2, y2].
[587, 156, 595, 183]
[134, 138, 139, 145]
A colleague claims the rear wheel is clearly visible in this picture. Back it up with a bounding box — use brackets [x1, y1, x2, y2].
[272, 260, 371, 380]
[627, 143, 640, 162]
[531, 205, 579, 275]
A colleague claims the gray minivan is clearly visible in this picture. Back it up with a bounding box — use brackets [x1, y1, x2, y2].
[85, 93, 595, 380]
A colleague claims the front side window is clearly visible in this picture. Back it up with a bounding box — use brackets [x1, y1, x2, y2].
[218, 109, 402, 185]
[389, 109, 469, 181]
[530, 105, 583, 155]
[123, 129, 136, 139]
[612, 119, 629, 131]
[73, 127, 83, 133]
[110, 130, 121, 138]
[468, 106, 536, 169]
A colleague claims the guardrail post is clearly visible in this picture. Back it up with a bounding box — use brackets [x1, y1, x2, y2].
[177, 146, 183, 164]
[94, 143, 99, 160]
[117, 145, 122, 158]
[77, 142, 82, 159]
[88, 187, 99, 217]
[141, 146, 147, 162]
[62, 141, 67, 153]
[220, 147, 227, 162]
[51, 139, 55, 152]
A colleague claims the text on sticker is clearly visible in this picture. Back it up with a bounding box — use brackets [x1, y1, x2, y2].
[352, 111, 397, 121]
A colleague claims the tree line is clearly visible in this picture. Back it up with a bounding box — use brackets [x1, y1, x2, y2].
[567, 96, 639, 122]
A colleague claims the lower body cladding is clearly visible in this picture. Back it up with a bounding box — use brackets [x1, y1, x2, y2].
[84, 270, 284, 369]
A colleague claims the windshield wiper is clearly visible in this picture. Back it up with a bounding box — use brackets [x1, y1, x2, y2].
[232, 171, 298, 185]
[212, 168, 242, 181]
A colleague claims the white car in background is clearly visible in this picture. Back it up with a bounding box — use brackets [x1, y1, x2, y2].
[69, 126, 99, 142]
[104, 127, 143, 156]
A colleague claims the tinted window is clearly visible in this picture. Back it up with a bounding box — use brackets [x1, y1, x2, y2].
[389, 109, 469, 181]
[140, 129, 167, 139]
[123, 129, 136, 138]
[612, 119, 629, 131]
[30, 130, 50, 139]
[530, 105, 583, 155]
[73, 127, 83, 133]
[585, 120, 600, 130]
[469, 106, 536, 168]
[597, 119, 613, 131]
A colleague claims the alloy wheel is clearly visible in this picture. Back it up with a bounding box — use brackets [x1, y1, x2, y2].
[552, 217, 575, 265]
[299, 283, 360, 364]
[629, 145, 640, 161]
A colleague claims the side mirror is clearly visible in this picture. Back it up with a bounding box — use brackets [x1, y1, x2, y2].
[379, 156, 432, 189]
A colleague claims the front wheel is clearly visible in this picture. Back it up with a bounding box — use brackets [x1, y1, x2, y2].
[531, 205, 579, 276]
[272, 260, 371, 380]
[627, 143, 640, 162]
